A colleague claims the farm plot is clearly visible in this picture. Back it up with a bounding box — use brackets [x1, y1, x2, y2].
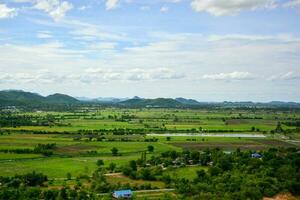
[163, 166, 208, 180]
[0, 155, 140, 178]
[172, 142, 265, 150]
[106, 173, 165, 189]
[171, 138, 298, 151]
[253, 139, 298, 148]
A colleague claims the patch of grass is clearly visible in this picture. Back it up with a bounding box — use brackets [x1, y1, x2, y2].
[0, 155, 140, 178]
[0, 153, 42, 159]
[106, 174, 165, 188]
[163, 166, 208, 180]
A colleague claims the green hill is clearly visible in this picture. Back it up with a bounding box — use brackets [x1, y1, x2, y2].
[0, 90, 79, 106]
[1, 90, 299, 109]
[119, 98, 183, 108]
[46, 93, 79, 104]
[175, 97, 201, 105]
[0, 90, 45, 106]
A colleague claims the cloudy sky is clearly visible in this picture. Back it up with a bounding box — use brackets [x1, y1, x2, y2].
[0, 0, 300, 101]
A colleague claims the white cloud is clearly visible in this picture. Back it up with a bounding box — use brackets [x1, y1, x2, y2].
[0, 42, 88, 74]
[202, 72, 256, 80]
[0, 4, 17, 19]
[0, 67, 185, 85]
[1, 32, 300, 100]
[149, 68, 184, 80]
[34, 0, 73, 21]
[280, 71, 300, 80]
[284, 0, 300, 8]
[105, 0, 119, 10]
[160, 6, 169, 13]
[68, 21, 127, 42]
[140, 6, 150, 11]
[126, 68, 184, 81]
[207, 33, 300, 43]
[10, 0, 33, 2]
[166, 0, 181, 3]
[0, 70, 66, 84]
[37, 31, 52, 38]
[191, 0, 276, 16]
[0, 73, 13, 83]
[82, 67, 184, 82]
[269, 71, 300, 81]
[78, 5, 91, 11]
[88, 42, 117, 50]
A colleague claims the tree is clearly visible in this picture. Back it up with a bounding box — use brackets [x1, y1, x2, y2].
[66, 173, 72, 180]
[96, 159, 104, 167]
[129, 160, 137, 171]
[175, 178, 192, 194]
[217, 156, 232, 171]
[162, 174, 172, 186]
[275, 122, 283, 133]
[91, 171, 111, 193]
[43, 190, 58, 200]
[140, 168, 153, 180]
[111, 147, 118, 156]
[196, 170, 206, 180]
[147, 145, 154, 152]
[59, 187, 68, 200]
[108, 162, 116, 172]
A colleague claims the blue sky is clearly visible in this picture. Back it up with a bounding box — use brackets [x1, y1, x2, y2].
[0, 0, 300, 102]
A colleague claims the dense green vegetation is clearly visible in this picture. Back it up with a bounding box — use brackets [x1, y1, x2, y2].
[146, 148, 300, 199]
[0, 148, 299, 199]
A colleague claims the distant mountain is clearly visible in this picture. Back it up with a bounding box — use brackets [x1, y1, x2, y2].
[220, 101, 300, 108]
[268, 101, 300, 107]
[1, 90, 300, 109]
[0, 90, 79, 106]
[119, 98, 183, 108]
[75, 97, 129, 103]
[132, 96, 143, 100]
[76, 97, 93, 102]
[175, 97, 201, 105]
[93, 97, 129, 103]
[45, 93, 79, 104]
[0, 90, 45, 106]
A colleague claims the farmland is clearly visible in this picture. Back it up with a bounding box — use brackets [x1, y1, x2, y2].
[0, 107, 300, 199]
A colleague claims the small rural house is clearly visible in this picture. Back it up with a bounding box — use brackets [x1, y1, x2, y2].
[112, 190, 133, 199]
[251, 153, 262, 158]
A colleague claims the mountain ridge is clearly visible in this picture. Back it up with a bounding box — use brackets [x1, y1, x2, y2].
[1, 90, 300, 108]
[0, 90, 79, 106]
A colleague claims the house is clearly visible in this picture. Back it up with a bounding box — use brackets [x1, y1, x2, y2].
[251, 153, 262, 158]
[112, 190, 133, 199]
[208, 161, 214, 166]
[187, 159, 194, 165]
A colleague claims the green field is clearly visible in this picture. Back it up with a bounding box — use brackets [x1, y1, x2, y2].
[0, 107, 299, 199]
[163, 166, 208, 180]
[4, 108, 299, 133]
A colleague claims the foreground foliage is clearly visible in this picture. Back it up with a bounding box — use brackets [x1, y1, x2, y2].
[168, 148, 299, 199]
[0, 148, 299, 199]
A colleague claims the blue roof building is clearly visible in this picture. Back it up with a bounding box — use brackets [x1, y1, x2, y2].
[251, 153, 262, 158]
[112, 190, 133, 199]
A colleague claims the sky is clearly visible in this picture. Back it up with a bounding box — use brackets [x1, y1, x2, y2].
[0, 0, 300, 102]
